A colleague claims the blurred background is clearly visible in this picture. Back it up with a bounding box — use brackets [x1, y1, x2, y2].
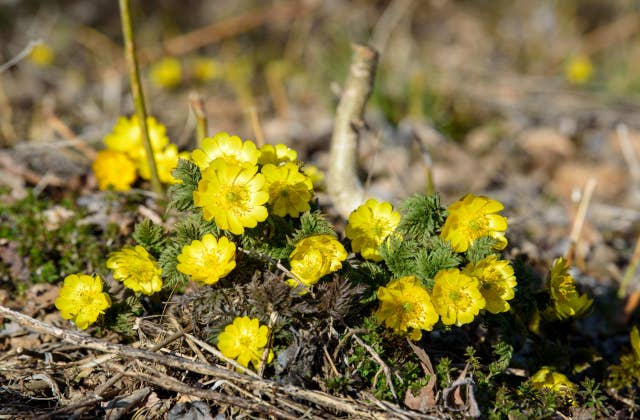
[1, 0, 639, 286]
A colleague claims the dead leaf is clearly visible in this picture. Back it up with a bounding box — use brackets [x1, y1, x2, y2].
[442, 363, 481, 418]
[404, 340, 437, 412]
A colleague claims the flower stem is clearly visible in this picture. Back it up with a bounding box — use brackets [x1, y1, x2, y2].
[119, 0, 164, 198]
[189, 92, 208, 147]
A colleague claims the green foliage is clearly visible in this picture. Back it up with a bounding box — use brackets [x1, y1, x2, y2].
[466, 236, 500, 264]
[435, 357, 452, 389]
[290, 211, 337, 243]
[157, 213, 221, 290]
[608, 353, 640, 391]
[578, 377, 610, 417]
[397, 193, 447, 240]
[0, 190, 120, 287]
[133, 219, 167, 256]
[104, 295, 143, 339]
[380, 235, 461, 285]
[168, 158, 201, 211]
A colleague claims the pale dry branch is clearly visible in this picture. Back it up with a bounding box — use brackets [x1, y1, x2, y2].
[0, 305, 415, 418]
[328, 43, 379, 218]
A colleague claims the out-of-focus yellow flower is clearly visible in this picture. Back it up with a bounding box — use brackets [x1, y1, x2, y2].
[544, 257, 592, 321]
[302, 164, 325, 190]
[432, 268, 485, 326]
[177, 234, 236, 284]
[530, 367, 577, 396]
[287, 234, 347, 289]
[107, 245, 163, 295]
[104, 116, 170, 162]
[375, 276, 439, 340]
[258, 143, 298, 166]
[346, 198, 400, 262]
[150, 57, 182, 89]
[193, 57, 220, 82]
[463, 255, 517, 314]
[191, 132, 259, 171]
[261, 162, 313, 218]
[55, 274, 111, 330]
[29, 42, 55, 67]
[440, 194, 508, 253]
[92, 150, 137, 191]
[631, 326, 640, 361]
[194, 159, 268, 235]
[217, 316, 274, 369]
[565, 54, 593, 85]
[138, 144, 189, 184]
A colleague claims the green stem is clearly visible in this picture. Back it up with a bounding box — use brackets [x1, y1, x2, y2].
[119, 0, 164, 198]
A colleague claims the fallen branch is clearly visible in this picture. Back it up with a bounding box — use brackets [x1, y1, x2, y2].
[0, 305, 417, 418]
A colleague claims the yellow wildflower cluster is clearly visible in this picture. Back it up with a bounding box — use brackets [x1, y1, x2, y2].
[530, 367, 577, 396]
[440, 193, 508, 253]
[346, 199, 400, 262]
[177, 234, 237, 285]
[191, 133, 314, 235]
[107, 245, 163, 295]
[373, 194, 519, 338]
[55, 274, 111, 330]
[287, 234, 347, 290]
[93, 115, 187, 191]
[564, 54, 593, 85]
[544, 257, 593, 321]
[217, 316, 274, 369]
[150, 57, 182, 89]
[375, 276, 439, 340]
[29, 42, 55, 67]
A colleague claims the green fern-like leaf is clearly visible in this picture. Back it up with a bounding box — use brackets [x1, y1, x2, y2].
[158, 241, 190, 290]
[132, 219, 167, 257]
[289, 211, 337, 245]
[398, 193, 447, 239]
[168, 159, 201, 211]
[466, 236, 500, 263]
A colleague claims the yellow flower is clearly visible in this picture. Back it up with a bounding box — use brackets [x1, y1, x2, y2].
[631, 326, 640, 362]
[530, 367, 577, 396]
[262, 162, 313, 217]
[287, 234, 347, 289]
[440, 193, 508, 253]
[150, 57, 182, 89]
[193, 57, 220, 82]
[346, 198, 400, 262]
[302, 164, 325, 190]
[191, 132, 259, 171]
[544, 257, 592, 321]
[375, 276, 439, 340]
[463, 255, 517, 314]
[177, 234, 236, 284]
[193, 159, 268, 235]
[92, 150, 137, 191]
[217, 316, 274, 369]
[55, 274, 111, 330]
[138, 144, 189, 184]
[29, 43, 55, 67]
[104, 115, 170, 162]
[107, 245, 163, 295]
[565, 54, 593, 85]
[258, 143, 298, 166]
[432, 268, 486, 326]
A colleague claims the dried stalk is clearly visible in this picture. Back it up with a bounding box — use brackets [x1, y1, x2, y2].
[119, 0, 164, 198]
[0, 305, 402, 418]
[328, 43, 379, 218]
